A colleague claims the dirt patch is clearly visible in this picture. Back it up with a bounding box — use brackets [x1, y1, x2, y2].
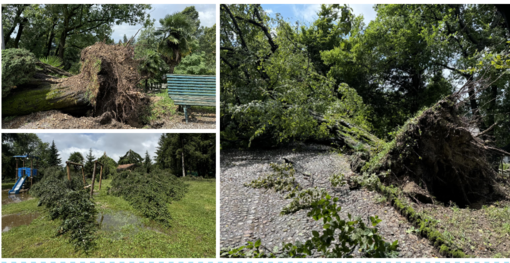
[2, 110, 134, 129]
[399, 185, 510, 257]
[2, 109, 216, 129]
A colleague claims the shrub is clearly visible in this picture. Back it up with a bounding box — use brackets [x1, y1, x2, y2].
[2, 48, 38, 97]
[30, 167, 97, 252]
[109, 168, 188, 226]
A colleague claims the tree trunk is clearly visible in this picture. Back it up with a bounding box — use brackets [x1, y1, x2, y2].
[181, 136, 186, 177]
[2, 73, 90, 116]
[13, 17, 27, 48]
[45, 22, 57, 58]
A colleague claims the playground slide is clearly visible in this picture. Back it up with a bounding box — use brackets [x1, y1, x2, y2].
[9, 176, 26, 194]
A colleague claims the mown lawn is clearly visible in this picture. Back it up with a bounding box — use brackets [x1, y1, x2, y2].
[2, 178, 216, 258]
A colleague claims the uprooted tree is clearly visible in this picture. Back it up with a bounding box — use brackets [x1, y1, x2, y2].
[221, 4, 510, 208]
[2, 43, 150, 126]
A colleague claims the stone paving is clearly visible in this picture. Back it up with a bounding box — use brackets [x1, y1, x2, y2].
[220, 144, 439, 257]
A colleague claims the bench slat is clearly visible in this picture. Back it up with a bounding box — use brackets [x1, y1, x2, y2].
[166, 75, 216, 113]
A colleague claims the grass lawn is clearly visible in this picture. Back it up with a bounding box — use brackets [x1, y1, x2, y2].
[2, 178, 216, 258]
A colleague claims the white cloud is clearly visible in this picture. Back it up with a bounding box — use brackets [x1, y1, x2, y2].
[266, 9, 273, 14]
[292, 4, 321, 24]
[349, 4, 377, 26]
[38, 133, 164, 165]
[111, 4, 216, 43]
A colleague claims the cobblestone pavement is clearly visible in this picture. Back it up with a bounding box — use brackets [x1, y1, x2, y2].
[220, 144, 439, 257]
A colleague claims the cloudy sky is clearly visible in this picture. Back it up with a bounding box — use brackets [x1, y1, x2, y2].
[37, 133, 163, 164]
[261, 4, 376, 26]
[111, 4, 216, 43]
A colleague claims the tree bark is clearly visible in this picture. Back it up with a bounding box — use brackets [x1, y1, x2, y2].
[2, 74, 90, 116]
[13, 17, 27, 48]
[2, 61, 90, 116]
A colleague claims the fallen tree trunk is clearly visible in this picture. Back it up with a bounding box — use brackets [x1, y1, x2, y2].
[2, 42, 149, 125]
[2, 73, 90, 116]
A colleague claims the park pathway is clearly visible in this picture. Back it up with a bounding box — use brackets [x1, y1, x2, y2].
[220, 144, 438, 257]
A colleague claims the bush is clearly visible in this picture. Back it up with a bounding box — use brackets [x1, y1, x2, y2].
[2, 48, 38, 97]
[30, 167, 97, 252]
[109, 168, 188, 226]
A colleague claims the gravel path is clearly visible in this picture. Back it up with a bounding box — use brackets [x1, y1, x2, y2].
[220, 144, 438, 257]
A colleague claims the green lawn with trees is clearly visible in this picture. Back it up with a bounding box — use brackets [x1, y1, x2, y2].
[2, 133, 216, 257]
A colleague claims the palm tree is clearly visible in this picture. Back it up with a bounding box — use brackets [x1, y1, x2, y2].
[155, 12, 196, 73]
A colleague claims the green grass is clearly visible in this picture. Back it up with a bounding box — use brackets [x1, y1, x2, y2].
[147, 90, 176, 122]
[2, 178, 216, 258]
[2, 182, 15, 190]
[190, 105, 216, 114]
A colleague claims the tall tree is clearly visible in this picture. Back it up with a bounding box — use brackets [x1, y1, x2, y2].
[84, 148, 96, 177]
[68, 151, 84, 171]
[144, 150, 152, 173]
[155, 133, 216, 177]
[155, 11, 196, 73]
[48, 140, 61, 167]
[118, 149, 143, 165]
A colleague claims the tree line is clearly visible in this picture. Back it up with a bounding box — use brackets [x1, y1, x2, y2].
[220, 4, 510, 154]
[1, 133, 216, 181]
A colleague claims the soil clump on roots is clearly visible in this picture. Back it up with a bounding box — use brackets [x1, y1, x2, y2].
[75, 42, 149, 126]
[368, 97, 508, 207]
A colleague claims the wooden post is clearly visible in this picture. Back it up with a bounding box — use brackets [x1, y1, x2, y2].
[15, 159, 18, 182]
[99, 165, 103, 191]
[90, 161, 97, 199]
[82, 166, 85, 185]
[66, 163, 71, 181]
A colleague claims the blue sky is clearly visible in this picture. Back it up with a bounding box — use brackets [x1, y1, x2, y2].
[261, 4, 376, 26]
[111, 4, 216, 43]
[37, 133, 164, 164]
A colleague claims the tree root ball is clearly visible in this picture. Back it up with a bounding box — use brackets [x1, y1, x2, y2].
[373, 98, 501, 207]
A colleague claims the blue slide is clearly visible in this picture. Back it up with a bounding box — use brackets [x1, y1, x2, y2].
[9, 176, 26, 194]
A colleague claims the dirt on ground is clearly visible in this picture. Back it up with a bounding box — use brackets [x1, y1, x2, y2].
[2, 108, 216, 129]
[402, 181, 510, 258]
[220, 144, 439, 258]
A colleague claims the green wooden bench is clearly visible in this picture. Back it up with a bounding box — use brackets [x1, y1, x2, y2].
[166, 74, 216, 123]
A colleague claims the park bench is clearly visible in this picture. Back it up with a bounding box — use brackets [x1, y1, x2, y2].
[166, 74, 216, 123]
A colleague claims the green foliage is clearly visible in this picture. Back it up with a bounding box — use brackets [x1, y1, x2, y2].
[141, 90, 176, 123]
[118, 149, 143, 165]
[329, 172, 346, 187]
[30, 166, 97, 252]
[109, 169, 188, 226]
[84, 148, 96, 177]
[280, 187, 328, 215]
[3, 4, 151, 69]
[48, 140, 61, 167]
[174, 51, 215, 75]
[244, 163, 299, 193]
[39, 55, 64, 69]
[222, 195, 398, 258]
[2, 48, 37, 97]
[68, 152, 84, 165]
[156, 11, 197, 71]
[155, 133, 216, 177]
[96, 153, 117, 180]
